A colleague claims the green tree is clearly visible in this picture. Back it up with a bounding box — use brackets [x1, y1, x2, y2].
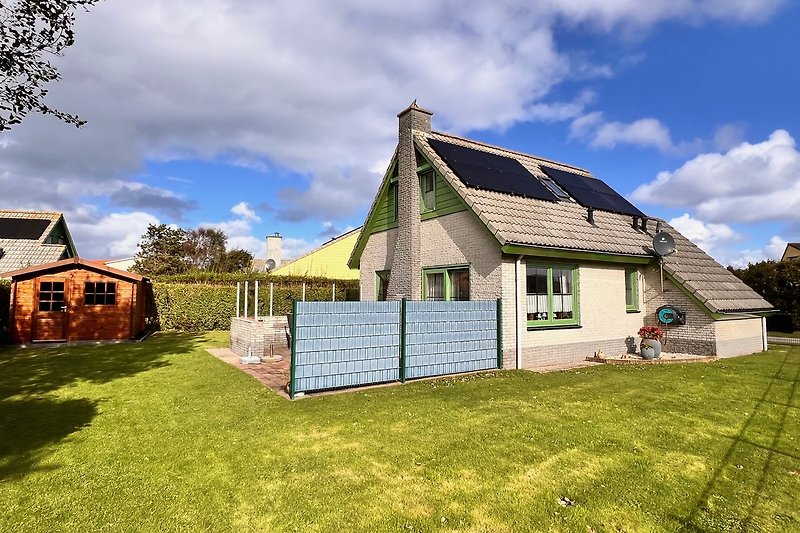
[1, 0, 101, 131]
[183, 227, 227, 271]
[215, 248, 254, 273]
[730, 259, 800, 328]
[132, 224, 188, 276]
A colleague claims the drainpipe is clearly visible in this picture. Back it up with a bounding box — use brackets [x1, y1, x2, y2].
[762, 316, 768, 351]
[515, 255, 523, 369]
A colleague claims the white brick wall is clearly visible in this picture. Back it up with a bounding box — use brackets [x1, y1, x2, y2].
[715, 318, 764, 357]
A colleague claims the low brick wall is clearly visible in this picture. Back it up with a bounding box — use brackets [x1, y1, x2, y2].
[230, 316, 289, 358]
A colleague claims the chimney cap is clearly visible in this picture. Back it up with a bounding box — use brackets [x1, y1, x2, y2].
[397, 99, 433, 118]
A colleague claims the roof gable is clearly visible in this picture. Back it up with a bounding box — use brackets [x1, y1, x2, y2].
[0, 211, 79, 275]
[2, 258, 146, 282]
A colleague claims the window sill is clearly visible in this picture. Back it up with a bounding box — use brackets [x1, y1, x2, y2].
[626, 309, 641, 314]
[527, 324, 582, 331]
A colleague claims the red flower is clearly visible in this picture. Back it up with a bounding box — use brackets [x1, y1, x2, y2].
[638, 325, 664, 340]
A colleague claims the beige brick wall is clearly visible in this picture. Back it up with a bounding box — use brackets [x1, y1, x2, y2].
[360, 227, 398, 301]
[642, 265, 716, 355]
[715, 317, 764, 358]
[510, 263, 645, 368]
[419, 210, 503, 299]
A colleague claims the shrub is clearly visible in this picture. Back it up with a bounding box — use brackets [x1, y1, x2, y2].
[150, 278, 359, 332]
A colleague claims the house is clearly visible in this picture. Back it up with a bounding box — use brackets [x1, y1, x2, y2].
[3, 258, 150, 344]
[348, 102, 773, 369]
[0, 211, 78, 276]
[253, 229, 361, 279]
[780, 243, 800, 261]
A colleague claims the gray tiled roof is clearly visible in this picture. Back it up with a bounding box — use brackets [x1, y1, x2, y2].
[415, 131, 772, 313]
[0, 211, 72, 277]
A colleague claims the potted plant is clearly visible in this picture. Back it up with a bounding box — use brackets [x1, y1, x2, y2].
[638, 325, 664, 360]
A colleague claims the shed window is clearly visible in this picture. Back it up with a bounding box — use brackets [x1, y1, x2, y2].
[38, 281, 65, 312]
[85, 282, 116, 305]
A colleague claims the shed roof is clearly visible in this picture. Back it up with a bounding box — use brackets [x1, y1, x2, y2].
[2, 257, 147, 283]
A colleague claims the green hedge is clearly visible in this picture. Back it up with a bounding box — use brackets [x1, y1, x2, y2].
[151, 278, 359, 331]
[0, 279, 9, 343]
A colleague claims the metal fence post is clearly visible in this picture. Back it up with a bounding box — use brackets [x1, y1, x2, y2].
[496, 298, 503, 369]
[269, 282, 274, 317]
[254, 280, 259, 320]
[400, 298, 407, 383]
[332, 282, 336, 302]
[290, 298, 298, 399]
[244, 281, 249, 318]
[235, 282, 240, 317]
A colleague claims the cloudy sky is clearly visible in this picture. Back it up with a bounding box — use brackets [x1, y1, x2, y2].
[1, 0, 798, 267]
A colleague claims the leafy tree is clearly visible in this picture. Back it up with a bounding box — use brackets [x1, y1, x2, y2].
[183, 227, 227, 270]
[215, 248, 254, 273]
[730, 259, 800, 329]
[1, 0, 101, 131]
[132, 224, 188, 276]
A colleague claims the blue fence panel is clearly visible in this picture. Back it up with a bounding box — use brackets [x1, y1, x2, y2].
[404, 300, 498, 379]
[293, 301, 401, 393]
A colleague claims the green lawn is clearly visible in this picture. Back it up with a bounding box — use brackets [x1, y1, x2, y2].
[1, 333, 798, 532]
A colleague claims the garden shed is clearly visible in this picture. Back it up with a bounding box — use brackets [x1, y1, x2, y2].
[3, 258, 150, 344]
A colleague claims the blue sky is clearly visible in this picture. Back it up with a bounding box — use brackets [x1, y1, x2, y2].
[1, 0, 798, 266]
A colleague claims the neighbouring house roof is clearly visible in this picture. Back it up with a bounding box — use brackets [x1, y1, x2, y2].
[781, 243, 800, 261]
[2, 257, 147, 283]
[351, 130, 772, 314]
[272, 227, 361, 280]
[0, 210, 78, 277]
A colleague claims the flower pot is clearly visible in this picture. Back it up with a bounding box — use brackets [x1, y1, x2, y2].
[640, 345, 656, 360]
[641, 338, 662, 359]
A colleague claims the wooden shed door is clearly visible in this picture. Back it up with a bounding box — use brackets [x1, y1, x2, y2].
[33, 280, 69, 342]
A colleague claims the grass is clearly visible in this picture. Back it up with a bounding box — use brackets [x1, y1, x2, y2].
[0, 333, 798, 532]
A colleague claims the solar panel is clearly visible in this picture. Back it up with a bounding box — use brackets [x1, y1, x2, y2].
[0, 218, 51, 239]
[428, 138, 559, 202]
[540, 166, 646, 218]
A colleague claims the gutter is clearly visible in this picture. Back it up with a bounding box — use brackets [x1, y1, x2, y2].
[515, 255, 523, 369]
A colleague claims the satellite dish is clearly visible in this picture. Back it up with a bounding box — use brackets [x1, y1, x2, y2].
[653, 232, 676, 257]
[265, 258, 276, 271]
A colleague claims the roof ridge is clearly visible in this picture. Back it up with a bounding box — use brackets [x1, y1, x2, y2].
[429, 130, 591, 174]
[277, 226, 362, 269]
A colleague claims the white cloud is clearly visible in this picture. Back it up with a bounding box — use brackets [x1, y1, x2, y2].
[69, 210, 160, 259]
[0, 0, 787, 224]
[725, 236, 788, 268]
[668, 213, 788, 267]
[669, 213, 741, 258]
[231, 201, 260, 222]
[200, 203, 264, 255]
[633, 130, 800, 223]
[569, 112, 702, 153]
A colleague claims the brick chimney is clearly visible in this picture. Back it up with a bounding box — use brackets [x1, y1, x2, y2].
[387, 101, 432, 300]
[266, 232, 282, 269]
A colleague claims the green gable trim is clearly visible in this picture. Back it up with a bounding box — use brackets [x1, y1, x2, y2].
[501, 244, 652, 265]
[348, 159, 397, 270]
[416, 152, 467, 221]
